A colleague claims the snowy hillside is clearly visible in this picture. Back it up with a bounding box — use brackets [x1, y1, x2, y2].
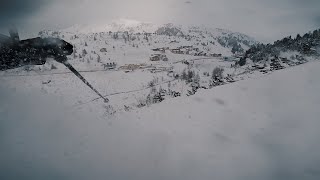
[0, 20, 262, 114]
[36, 19, 256, 70]
[1, 23, 319, 115]
[1, 61, 320, 180]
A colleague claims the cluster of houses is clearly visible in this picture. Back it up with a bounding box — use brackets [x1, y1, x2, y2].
[152, 46, 194, 55]
[170, 46, 193, 54]
[150, 46, 223, 59]
[150, 54, 168, 61]
[194, 52, 223, 57]
[118, 63, 149, 72]
[171, 46, 195, 55]
[102, 62, 117, 70]
[152, 48, 167, 53]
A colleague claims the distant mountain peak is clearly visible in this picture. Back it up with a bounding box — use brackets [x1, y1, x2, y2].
[59, 20, 254, 41]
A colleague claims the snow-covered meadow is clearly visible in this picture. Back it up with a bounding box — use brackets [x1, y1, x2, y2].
[1, 60, 320, 180]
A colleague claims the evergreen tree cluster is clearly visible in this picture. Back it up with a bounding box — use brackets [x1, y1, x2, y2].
[216, 33, 254, 54]
[155, 24, 184, 37]
[245, 29, 320, 62]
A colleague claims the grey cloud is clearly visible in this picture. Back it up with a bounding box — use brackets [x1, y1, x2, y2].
[1, 0, 320, 42]
[313, 15, 320, 26]
[0, 0, 52, 26]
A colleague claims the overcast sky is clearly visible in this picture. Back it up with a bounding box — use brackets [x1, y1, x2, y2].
[0, 0, 319, 42]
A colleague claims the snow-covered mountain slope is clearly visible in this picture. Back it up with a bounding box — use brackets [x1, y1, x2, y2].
[35, 19, 256, 71]
[0, 21, 318, 116]
[1, 61, 320, 180]
[1, 41, 318, 115]
[0, 20, 261, 113]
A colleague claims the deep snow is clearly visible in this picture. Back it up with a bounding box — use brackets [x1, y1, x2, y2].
[1, 60, 320, 180]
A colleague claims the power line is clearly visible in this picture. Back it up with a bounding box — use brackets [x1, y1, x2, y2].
[73, 78, 178, 107]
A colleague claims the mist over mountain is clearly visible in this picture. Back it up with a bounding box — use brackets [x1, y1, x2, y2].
[1, 0, 320, 42]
